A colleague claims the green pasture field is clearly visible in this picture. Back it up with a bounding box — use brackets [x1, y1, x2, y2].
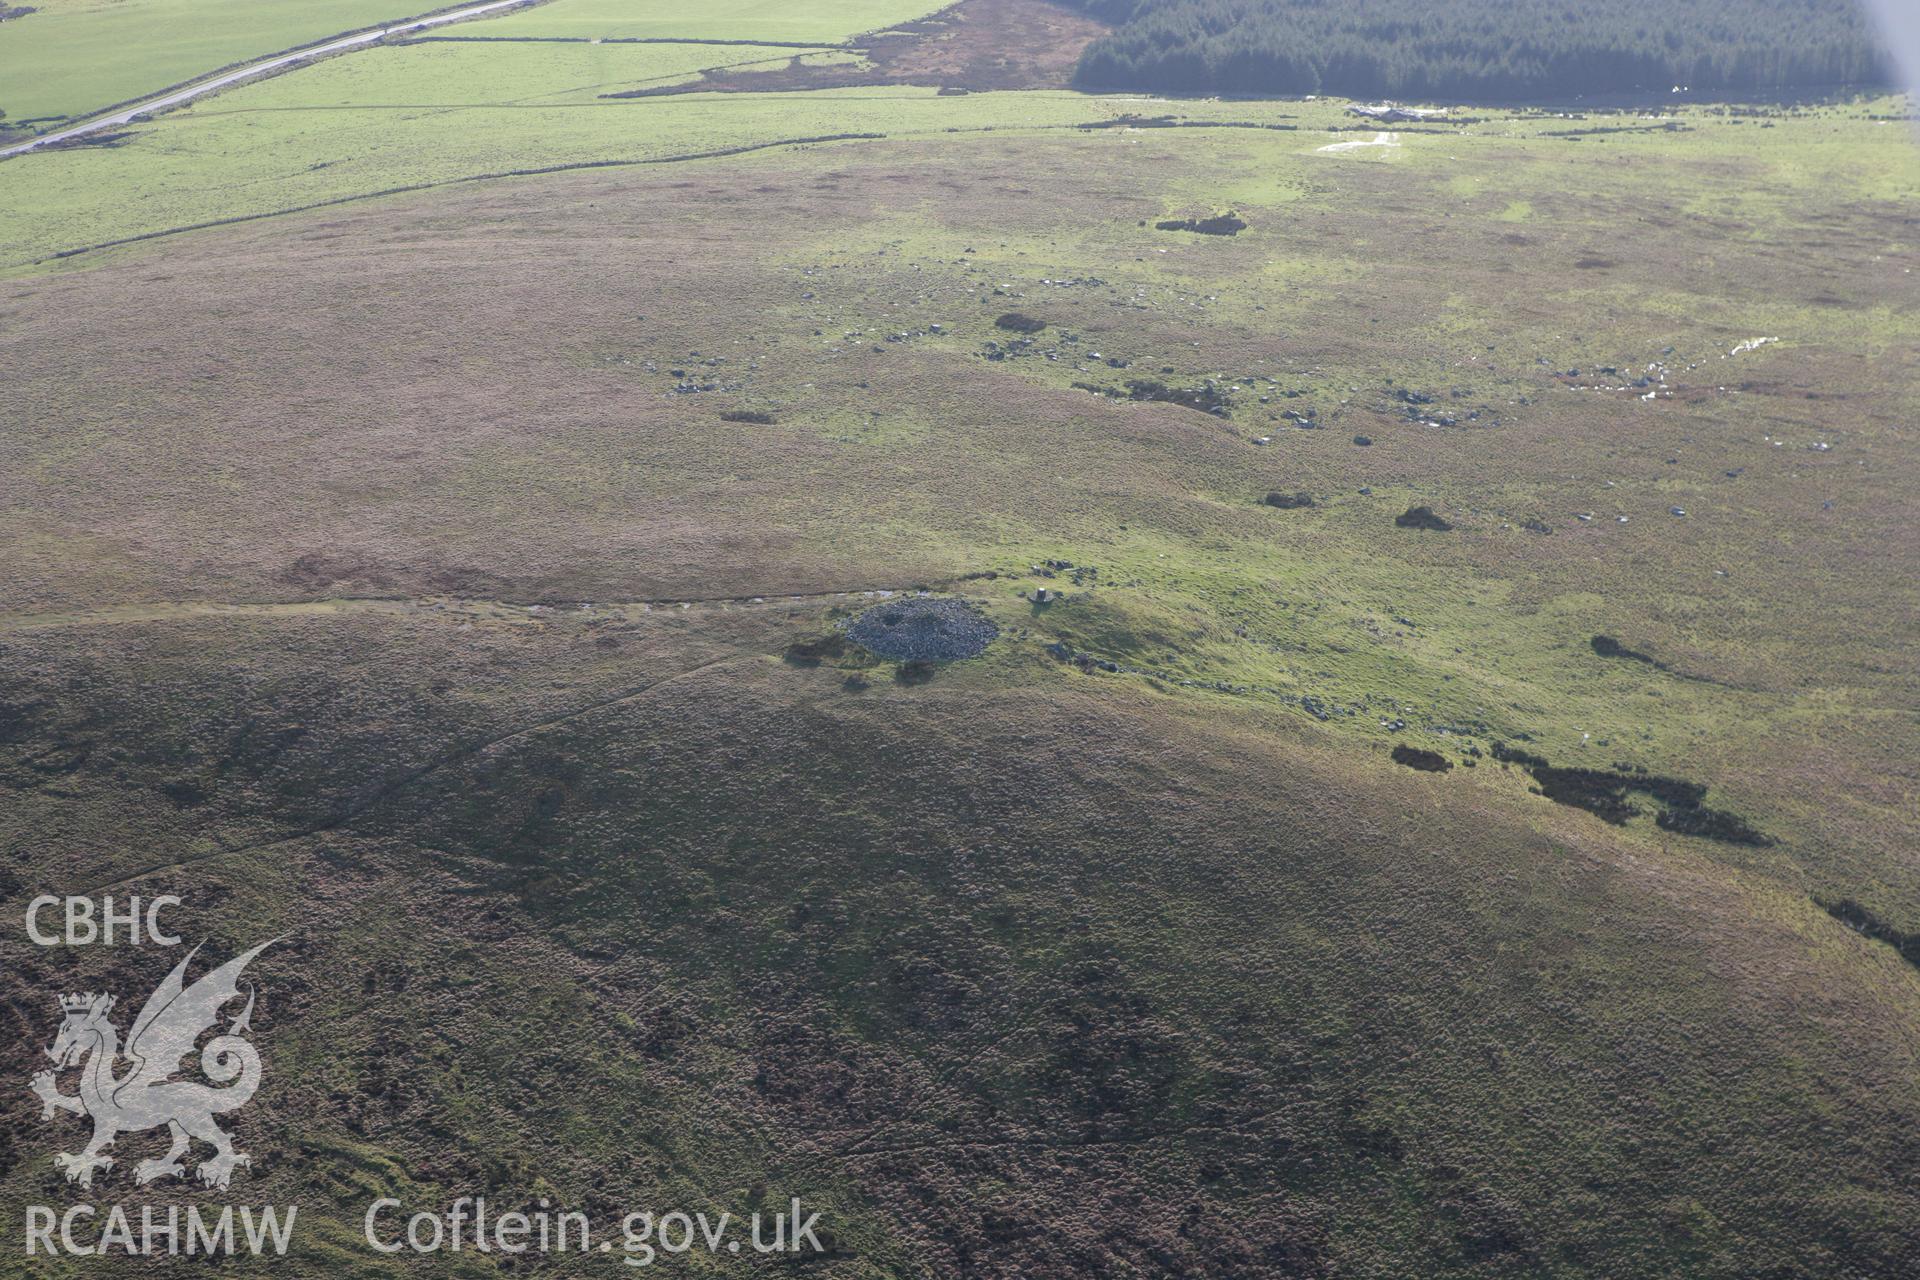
[466, 0, 951, 43]
[189, 37, 846, 108]
[0, 0, 444, 124]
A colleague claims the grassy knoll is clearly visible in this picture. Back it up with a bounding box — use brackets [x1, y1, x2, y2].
[2, 604, 1917, 1276]
[0, 3, 1916, 1274]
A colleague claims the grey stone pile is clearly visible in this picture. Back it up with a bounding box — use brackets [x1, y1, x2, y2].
[844, 598, 997, 662]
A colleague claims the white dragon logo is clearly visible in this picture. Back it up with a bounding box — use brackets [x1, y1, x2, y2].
[30, 940, 274, 1190]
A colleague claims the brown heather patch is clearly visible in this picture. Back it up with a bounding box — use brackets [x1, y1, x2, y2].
[602, 0, 1110, 98]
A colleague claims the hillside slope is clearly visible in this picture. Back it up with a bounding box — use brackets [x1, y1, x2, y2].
[1, 4, 1916, 1274]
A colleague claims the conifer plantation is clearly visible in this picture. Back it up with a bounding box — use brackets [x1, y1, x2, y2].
[1069, 0, 1891, 99]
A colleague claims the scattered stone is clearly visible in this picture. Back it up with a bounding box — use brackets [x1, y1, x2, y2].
[1155, 214, 1247, 236]
[1075, 378, 1232, 418]
[1353, 435, 1373, 446]
[1262, 491, 1315, 509]
[721, 410, 776, 425]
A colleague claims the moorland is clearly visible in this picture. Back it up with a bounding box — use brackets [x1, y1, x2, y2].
[0, 0, 1915, 1276]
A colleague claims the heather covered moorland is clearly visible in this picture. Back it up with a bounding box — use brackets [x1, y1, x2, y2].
[0, 0, 1915, 1275]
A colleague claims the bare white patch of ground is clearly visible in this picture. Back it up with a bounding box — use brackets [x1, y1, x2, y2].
[1317, 131, 1400, 154]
